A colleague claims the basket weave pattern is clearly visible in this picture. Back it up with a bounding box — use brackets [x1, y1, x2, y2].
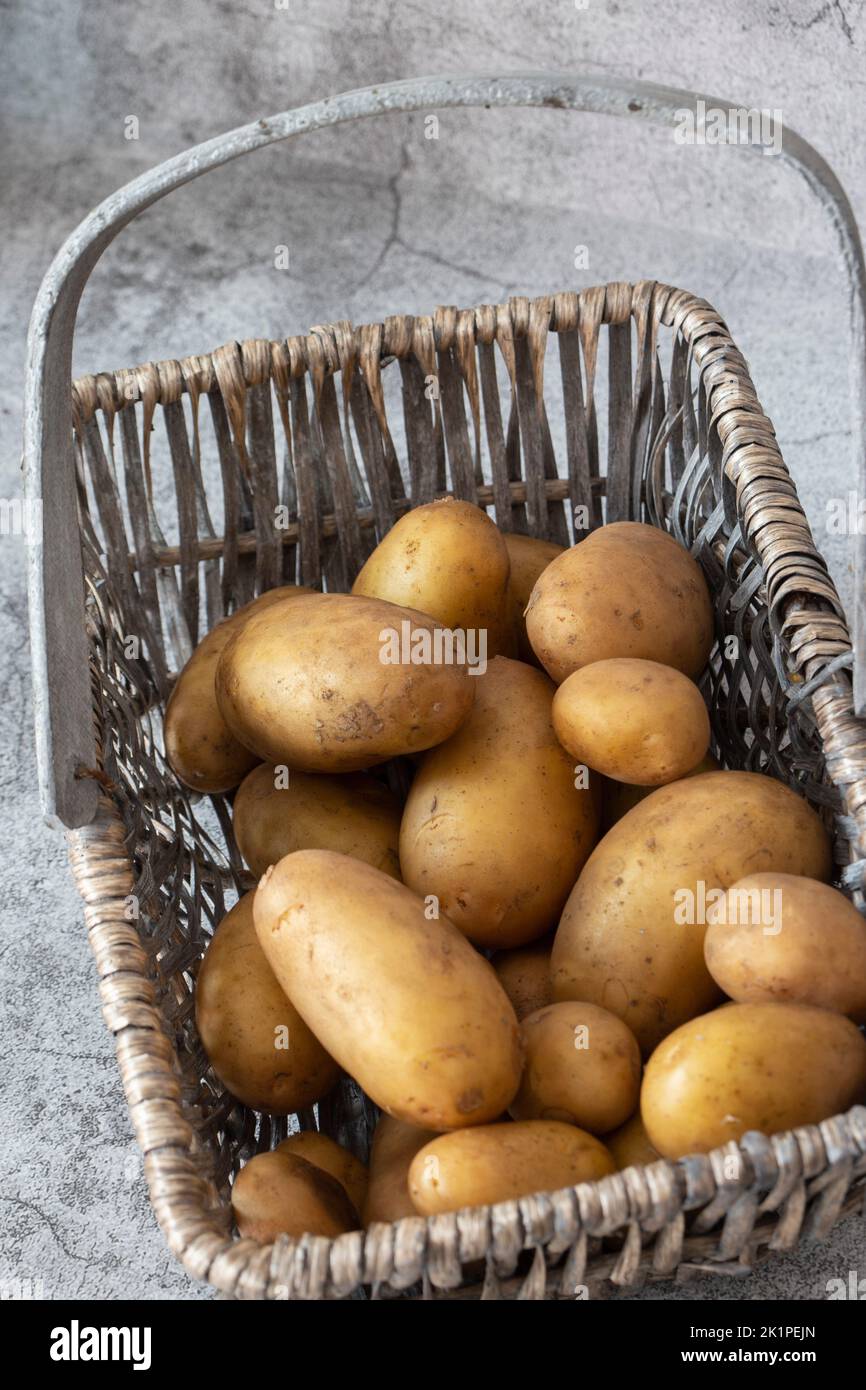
[67, 280, 866, 1298]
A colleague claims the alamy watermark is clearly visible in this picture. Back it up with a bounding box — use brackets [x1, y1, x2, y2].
[379, 620, 487, 675]
[674, 879, 782, 934]
[674, 100, 783, 156]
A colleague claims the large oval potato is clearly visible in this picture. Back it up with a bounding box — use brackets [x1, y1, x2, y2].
[551, 771, 832, 1054]
[165, 585, 313, 793]
[525, 522, 714, 684]
[254, 850, 523, 1129]
[602, 754, 719, 831]
[408, 1120, 615, 1215]
[641, 1002, 866, 1158]
[492, 938, 553, 1021]
[400, 657, 599, 949]
[502, 532, 565, 664]
[552, 658, 710, 786]
[362, 1115, 437, 1226]
[233, 763, 401, 879]
[352, 497, 515, 659]
[231, 1149, 360, 1241]
[509, 1002, 641, 1134]
[277, 1132, 368, 1213]
[194, 892, 339, 1114]
[704, 873, 866, 1023]
[216, 592, 476, 772]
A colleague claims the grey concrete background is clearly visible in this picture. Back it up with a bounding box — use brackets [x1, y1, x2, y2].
[2, 0, 865, 1301]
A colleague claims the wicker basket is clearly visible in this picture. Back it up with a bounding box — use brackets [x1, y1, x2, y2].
[25, 77, 866, 1300]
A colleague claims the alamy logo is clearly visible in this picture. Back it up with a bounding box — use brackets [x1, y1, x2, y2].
[674, 100, 783, 156]
[49, 1321, 152, 1371]
[378, 620, 487, 675]
[673, 880, 782, 934]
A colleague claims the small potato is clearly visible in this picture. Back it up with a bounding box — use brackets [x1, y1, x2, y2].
[492, 939, 553, 1021]
[216, 592, 475, 773]
[552, 658, 710, 786]
[195, 892, 339, 1114]
[400, 656, 599, 949]
[254, 851, 523, 1130]
[165, 585, 313, 793]
[231, 1149, 360, 1241]
[352, 497, 515, 659]
[408, 1120, 615, 1215]
[278, 1132, 368, 1213]
[641, 1002, 866, 1158]
[704, 873, 866, 1023]
[526, 521, 714, 684]
[509, 1002, 641, 1134]
[602, 754, 719, 830]
[362, 1115, 437, 1226]
[605, 1111, 661, 1170]
[233, 764, 401, 880]
[502, 533, 564, 664]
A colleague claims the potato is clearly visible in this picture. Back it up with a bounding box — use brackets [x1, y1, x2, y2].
[362, 1115, 437, 1226]
[165, 585, 313, 793]
[552, 771, 832, 1054]
[352, 497, 515, 659]
[233, 764, 401, 880]
[408, 1120, 615, 1215]
[525, 522, 714, 684]
[194, 891, 339, 1114]
[215, 592, 475, 773]
[641, 1002, 866, 1158]
[277, 1131, 368, 1213]
[195, 895, 341, 1112]
[552, 658, 710, 786]
[400, 656, 599, 948]
[704, 873, 866, 1023]
[509, 1002, 641, 1134]
[231, 1149, 360, 1241]
[602, 754, 719, 830]
[492, 938, 553, 1021]
[502, 533, 565, 664]
[605, 1111, 661, 1170]
[254, 850, 523, 1129]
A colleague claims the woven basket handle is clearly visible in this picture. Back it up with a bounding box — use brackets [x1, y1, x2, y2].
[25, 73, 866, 827]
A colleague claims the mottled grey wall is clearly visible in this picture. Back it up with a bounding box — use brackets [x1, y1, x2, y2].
[2, 0, 865, 1300]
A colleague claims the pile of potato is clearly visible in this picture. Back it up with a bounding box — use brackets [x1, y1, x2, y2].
[166, 499, 866, 1243]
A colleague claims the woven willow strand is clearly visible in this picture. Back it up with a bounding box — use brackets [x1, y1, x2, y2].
[67, 281, 866, 1299]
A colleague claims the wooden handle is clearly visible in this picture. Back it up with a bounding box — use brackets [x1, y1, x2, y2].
[24, 73, 866, 826]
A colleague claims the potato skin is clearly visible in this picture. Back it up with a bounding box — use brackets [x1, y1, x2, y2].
[216, 592, 476, 773]
[509, 1002, 641, 1134]
[526, 522, 714, 684]
[552, 658, 710, 786]
[502, 533, 565, 664]
[253, 850, 523, 1130]
[352, 497, 515, 658]
[231, 1150, 360, 1241]
[233, 764, 401, 880]
[551, 771, 832, 1055]
[605, 1111, 661, 1170]
[277, 1132, 368, 1213]
[602, 754, 719, 830]
[400, 657, 599, 949]
[362, 1115, 437, 1226]
[165, 585, 313, 793]
[704, 873, 866, 1023]
[194, 892, 339, 1114]
[492, 938, 553, 1021]
[408, 1120, 615, 1215]
[641, 1002, 866, 1158]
